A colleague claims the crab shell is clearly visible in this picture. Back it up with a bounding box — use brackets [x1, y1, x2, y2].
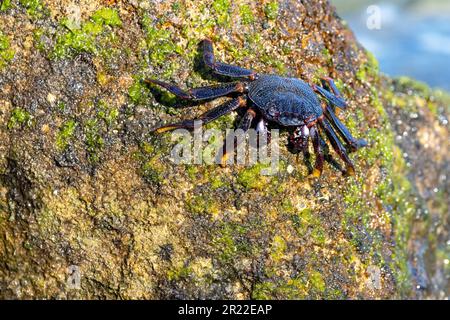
[248, 74, 323, 127]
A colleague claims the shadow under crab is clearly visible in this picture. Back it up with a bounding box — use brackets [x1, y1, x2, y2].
[146, 39, 367, 176]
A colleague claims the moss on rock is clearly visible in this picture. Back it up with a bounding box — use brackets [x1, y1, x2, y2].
[0, 0, 448, 299]
[0, 30, 14, 70]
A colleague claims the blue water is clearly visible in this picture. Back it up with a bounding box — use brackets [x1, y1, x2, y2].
[332, 1, 450, 90]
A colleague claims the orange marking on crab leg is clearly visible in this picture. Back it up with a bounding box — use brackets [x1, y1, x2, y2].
[219, 107, 255, 167]
[154, 125, 181, 133]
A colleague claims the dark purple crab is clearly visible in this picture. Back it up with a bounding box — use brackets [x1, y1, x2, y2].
[146, 39, 367, 176]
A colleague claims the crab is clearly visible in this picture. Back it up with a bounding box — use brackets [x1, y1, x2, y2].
[146, 39, 367, 176]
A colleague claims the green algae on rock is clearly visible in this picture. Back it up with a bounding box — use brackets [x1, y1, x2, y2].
[56, 119, 77, 151]
[20, 0, 49, 18]
[0, 0, 12, 12]
[0, 0, 448, 300]
[7, 107, 32, 129]
[0, 30, 14, 70]
[52, 8, 122, 59]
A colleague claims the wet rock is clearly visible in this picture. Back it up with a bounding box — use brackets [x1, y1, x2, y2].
[0, 0, 448, 299]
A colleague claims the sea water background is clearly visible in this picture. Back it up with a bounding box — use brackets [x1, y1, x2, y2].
[332, 0, 450, 90]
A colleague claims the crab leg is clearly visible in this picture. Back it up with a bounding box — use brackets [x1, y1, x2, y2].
[312, 85, 347, 109]
[145, 79, 247, 101]
[325, 106, 367, 152]
[320, 77, 343, 98]
[219, 108, 255, 166]
[319, 118, 355, 176]
[203, 39, 258, 80]
[318, 133, 343, 172]
[310, 126, 324, 177]
[153, 96, 246, 133]
[320, 77, 346, 113]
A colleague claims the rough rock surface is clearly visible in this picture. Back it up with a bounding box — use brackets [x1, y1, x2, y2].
[0, 0, 448, 299]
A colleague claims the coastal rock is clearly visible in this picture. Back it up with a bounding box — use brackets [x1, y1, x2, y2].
[0, 0, 448, 299]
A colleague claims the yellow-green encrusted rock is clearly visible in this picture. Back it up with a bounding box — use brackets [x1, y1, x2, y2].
[0, 0, 448, 299]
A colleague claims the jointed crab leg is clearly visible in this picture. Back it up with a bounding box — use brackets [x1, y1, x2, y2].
[310, 126, 324, 177]
[312, 76, 347, 109]
[203, 39, 258, 80]
[324, 106, 367, 152]
[313, 85, 347, 109]
[319, 118, 355, 176]
[153, 96, 247, 133]
[320, 77, 343, 99]
[317, 132, 343, 172]
[145, 79, 247, 101]
[219, 108, 255, 166]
